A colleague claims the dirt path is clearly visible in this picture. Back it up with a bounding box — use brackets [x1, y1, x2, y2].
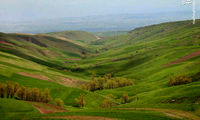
[18, 72, 54, 82]
[27, 102, 67, 114]
[117, 108, 200, 120]
[164, 50, 200, 67]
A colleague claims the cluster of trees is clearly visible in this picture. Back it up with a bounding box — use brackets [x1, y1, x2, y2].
[82, 74, 133, 91]
[0, 82, 66, 108]
[0, 82, 52, 103]
[168, 74, 192, 86]
[101, 93, 130, 108]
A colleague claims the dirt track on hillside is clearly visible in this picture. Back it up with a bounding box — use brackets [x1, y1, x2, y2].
[118, 108, 200, 120]
[164, 50, 200, 67]
[0, 41, 13, 46]
[18, 72, 53, 82]
[28, 102, 67, 114]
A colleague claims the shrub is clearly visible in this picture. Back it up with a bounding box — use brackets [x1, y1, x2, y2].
[54, 98, 64, 107]
[168, 74, 192, 86]
[101, 99, 113, 108]
[120, 93, 129, 104]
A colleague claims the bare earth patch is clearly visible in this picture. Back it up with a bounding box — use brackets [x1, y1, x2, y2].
[118, 108, 200, 120]
[27, 102, 67, 114]
[164, 50, 200, 67]
[24, 116, 116, 120]
[18, 72, 53, 82]
[67, 58, 81, 61]
[0, 41, 13, 46]
[56, 76, 88, 87]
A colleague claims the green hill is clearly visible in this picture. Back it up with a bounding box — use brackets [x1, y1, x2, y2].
[46, 31, 98, 43]
[0, 20, 200, 120]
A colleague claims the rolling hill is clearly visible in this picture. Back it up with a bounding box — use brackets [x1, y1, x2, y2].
[0, 20, 200, 120]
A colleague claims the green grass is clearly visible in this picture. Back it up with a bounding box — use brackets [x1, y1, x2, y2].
[1, 20, 200, 119]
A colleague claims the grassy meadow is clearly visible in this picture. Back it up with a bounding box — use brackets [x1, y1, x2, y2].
[0, 20, 200, 120]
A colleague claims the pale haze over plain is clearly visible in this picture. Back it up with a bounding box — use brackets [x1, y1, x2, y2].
[0, 0, 199, 22]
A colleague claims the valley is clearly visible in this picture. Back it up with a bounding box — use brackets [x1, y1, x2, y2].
[0, 19, 200, 120]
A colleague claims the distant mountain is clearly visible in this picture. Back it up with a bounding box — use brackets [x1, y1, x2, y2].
[0, 11, 197, 33]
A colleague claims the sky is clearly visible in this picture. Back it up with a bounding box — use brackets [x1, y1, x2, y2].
[0, 0, 199, 22]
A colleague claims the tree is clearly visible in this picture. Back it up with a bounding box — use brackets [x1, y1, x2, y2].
[0, 83, 5, 98]
[107, 80, 117, 89]
[6, 82, 13, 98]
[97, 78, 105, 90]
[43, 88, 52, 103]
[89, 81, 98, 91]
[75, 93, 85, 108]
[101, 99, 113, 108]
[25, 88, 32, 101]
[54, 98, 64, 107]
[10, 83, 19, 98]
[121, 93, 129, 104]
[17, 85, 26, 100]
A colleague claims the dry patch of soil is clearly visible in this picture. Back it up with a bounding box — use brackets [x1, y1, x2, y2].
[164, 50, 200, 67]
[27, 102, 67, 114]
[56, 76, 88, 87]
[0, 41, 13, 46]
[19, 72, 53, 82]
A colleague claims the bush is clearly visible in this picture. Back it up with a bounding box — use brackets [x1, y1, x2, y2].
[120, 93, 129, 104]
[54, 98, 64, 107]
[168, 74, 192, 86]
[101, 99, 113, 108]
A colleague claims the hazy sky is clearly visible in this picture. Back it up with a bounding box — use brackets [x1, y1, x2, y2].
[0, 0, 198, 22]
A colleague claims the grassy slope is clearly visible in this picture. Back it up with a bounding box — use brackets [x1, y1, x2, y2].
[76, 20, 200, 115]
[46, 31, 98, 44]
[1, 20, 200, 119]
[93, 31, 128, 37]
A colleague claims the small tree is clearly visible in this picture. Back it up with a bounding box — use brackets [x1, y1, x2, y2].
[97, 78, 105, 90]
[43, 88, 52, 103]
[75, 93, 85, 108]
[6, 82, 14, 98]
[0, 83, 5, 98]
[89, 81, 98, 91]
[17, 85, 26, 100]
[107, 80, 117, 89]
[121, 93, 129, 104]
[101, 99, 113, 108]
[54, 98, 64, 107]
[10, 83, 19, 98]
